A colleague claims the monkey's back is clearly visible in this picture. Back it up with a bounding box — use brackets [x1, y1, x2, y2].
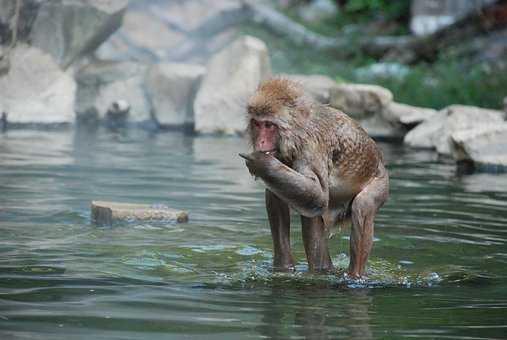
[316, 106, 382, 201]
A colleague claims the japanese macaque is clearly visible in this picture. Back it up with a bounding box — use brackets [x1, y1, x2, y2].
[239, 78, 389, 278]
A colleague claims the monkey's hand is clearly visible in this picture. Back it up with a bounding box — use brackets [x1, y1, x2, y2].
[239, 151, 279, 179]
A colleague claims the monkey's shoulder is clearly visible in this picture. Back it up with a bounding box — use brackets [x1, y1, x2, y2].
[312, 106, 382, 180]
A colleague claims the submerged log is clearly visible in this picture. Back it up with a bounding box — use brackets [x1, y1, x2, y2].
[91, 201, 189, 226]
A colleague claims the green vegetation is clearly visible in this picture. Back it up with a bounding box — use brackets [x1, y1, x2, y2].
[373, 61, 507, 110]
[241, 22, 507, 110]
[281, 0, 410, 36]
[341, 0, 410, 21]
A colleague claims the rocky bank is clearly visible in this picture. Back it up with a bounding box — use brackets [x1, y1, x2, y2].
[0, 0, 506, 171]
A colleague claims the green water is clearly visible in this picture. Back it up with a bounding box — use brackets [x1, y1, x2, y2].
[1, 129, 506, 339]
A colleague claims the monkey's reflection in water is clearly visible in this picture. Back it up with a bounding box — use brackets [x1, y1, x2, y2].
[257, 286, 373, 339]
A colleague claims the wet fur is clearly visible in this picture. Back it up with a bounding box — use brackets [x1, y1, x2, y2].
[245, 78, 389, 277]
[247, 78, 381, 182]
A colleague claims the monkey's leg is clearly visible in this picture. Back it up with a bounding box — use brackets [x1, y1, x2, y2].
[301, 215, 334, 273]
[348, 165, 389, 278]
[266, 189, 295, 271]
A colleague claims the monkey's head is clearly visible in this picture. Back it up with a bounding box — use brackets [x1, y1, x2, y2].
[246, 78, 313, 161]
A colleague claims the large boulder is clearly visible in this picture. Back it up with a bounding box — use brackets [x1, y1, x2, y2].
[381, 102, 437, 126]
[95, 9, 185, 63]
[96, 0, 247, 64]
[75, 61, 151, 122]
[435, 105, 505, 155]
[145, 63, 206, 128]
[404, 105, 506, 154]
[29, 0, 127, 69]
[0, 45, 76, 124]
[404, 111, 447, 149]
[0, 0, 126, 69]
[194, 35, 271, 134]
[281, 74, 338, 104]
[329, 83, 393, 119]
[451, 125, 507, 168]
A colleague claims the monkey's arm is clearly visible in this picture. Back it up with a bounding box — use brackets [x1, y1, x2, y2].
[240, 152, 328, 217]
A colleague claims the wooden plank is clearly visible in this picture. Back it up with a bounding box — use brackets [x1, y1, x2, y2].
[91, 201, 188, 226]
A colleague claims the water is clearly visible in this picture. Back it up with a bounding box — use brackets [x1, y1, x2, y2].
[1, 128, 507, 339]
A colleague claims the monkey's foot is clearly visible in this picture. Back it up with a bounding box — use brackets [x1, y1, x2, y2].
[272, 258, 296, 272]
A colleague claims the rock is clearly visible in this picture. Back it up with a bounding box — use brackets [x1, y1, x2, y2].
[382, 102, 437, 126]
[404, 105, 506, 153]
[75, 61, 151, 123]
[451, 125, 507, 168]
[298, 0, 338, 23]
[194, 35, 271, 134]
[504, 97, 507, 113]
[434, 105, 505, 155]
[145, 63, 206, 128]
[0, 44, 76, 124]
[29, 0, 127, 68]
[329, 83, 393, 119]
[95, 9, 185, 63]
[281, 74, 338, 104]
[96, 0, 247, 64]
[404, 111, 447, 149]
[410, 0, 496, 36]
[91, 201, 189, 227]
[105, 100, 130, 129]
[0, 0, 41, 44]
[359, 114, 405, 142]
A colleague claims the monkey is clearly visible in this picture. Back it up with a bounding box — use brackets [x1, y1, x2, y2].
[239, 78, 389, 278]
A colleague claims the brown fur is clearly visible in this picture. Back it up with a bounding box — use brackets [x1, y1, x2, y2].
[243, 77, 389, 277]
[247, 77, 380, 177]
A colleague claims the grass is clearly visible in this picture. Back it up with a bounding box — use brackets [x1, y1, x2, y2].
[240, 24, 507, 111]
[372, 61, 507, 110]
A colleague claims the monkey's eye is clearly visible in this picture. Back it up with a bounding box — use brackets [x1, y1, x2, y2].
[264, 121, 275, 129]
[251, 119, 261, 128]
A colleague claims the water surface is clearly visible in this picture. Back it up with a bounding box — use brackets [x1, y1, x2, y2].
[1, 129, 506, 339]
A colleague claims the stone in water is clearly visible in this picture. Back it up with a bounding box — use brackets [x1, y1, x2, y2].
[91, 201, 188, 226]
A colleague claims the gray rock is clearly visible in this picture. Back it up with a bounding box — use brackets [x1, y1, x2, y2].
[410, 0, 495, 36]
[75, 61, 151, 122]
[503, 97, 507, 113]
[404, 104, 506, 153]
[298, 0, 338, 23]
[145, 63, 206, 128]
[329, 83, 393, 119]
[451, 125, 507, 167]
[95, 9, 185, 62]
[96, 0, 247, 64]
[281, 74, 338, 104]
[382, 102, 437, 126]
[0, 44, 76, 124]
[359, 114, 405, 142]
[404, 111, 447, 149]
[435, 105, 505, 155]
[194, 35, 271, 134]
[29, 0, 127, 69]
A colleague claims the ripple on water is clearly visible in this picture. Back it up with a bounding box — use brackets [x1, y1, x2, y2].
[1, 131, 507, 339]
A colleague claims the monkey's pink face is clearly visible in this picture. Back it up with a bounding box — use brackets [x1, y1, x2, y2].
[251, 118, 279, 153]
